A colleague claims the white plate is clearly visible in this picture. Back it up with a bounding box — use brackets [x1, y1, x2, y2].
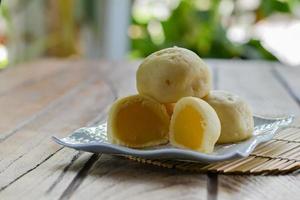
[52, 115, 293, 163]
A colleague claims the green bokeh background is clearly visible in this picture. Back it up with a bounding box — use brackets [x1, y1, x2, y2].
[131, 0, 298, 60]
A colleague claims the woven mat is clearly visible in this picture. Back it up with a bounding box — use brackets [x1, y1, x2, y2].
[126, 126, 300, 175]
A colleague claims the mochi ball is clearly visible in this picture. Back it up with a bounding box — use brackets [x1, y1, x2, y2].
[136, 47, 212, 103]
[204, 90, 254, 144]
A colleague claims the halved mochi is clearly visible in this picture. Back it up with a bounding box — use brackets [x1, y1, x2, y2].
[170, 97, 221, 153]
[107, 95, 170, 148]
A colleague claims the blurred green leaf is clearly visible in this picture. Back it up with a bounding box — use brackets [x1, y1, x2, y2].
[259, 0, 291, 18]
[130, 0, 293, 61]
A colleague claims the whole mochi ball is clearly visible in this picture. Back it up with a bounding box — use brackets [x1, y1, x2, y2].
[204, 90, 254, 144]
[136, 47, 212, 103]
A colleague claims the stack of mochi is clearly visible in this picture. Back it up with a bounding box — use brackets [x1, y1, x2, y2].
[107, 47, 254, 153]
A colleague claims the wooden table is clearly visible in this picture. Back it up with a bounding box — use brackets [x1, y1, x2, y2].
[0, 59, 299, 200]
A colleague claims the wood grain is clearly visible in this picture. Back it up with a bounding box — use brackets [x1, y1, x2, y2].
[0, 149, 86, 199]
[0, 59, 67, 96]
[0, 59, 115, 192]
[0, 77, 114, 189]
[65, 154, 207, 200]
[0, 59, 102, 141]
[214, 60, 300, 116]
[274, 63, 300, 104]
[218, 174, 300, 200]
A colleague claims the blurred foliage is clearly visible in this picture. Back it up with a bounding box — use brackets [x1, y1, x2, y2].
[130, 0, 298, 59]
[0, 5, 10, 68]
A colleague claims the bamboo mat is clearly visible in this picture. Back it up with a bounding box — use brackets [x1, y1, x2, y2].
[126, 126, 300, 175]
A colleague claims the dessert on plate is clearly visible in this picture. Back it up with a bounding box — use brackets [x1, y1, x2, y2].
[108, 46, 254, 153]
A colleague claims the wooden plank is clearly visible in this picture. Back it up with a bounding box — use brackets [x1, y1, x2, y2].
[62, 154, 207, 200]
[0, 59, 116, 193]
[0, 76, 114, 188]
[218, 175, 300, 200]
[214, 60, 300, 116]
[274, 63, 300, 104]
[0, 77, 114, 189]
[0, 149, 95, 199]
[0, 59, 102, 141]
[215, 60, 300, 199]
[102, 60, 140, 97]
[0, 59, 67, 95]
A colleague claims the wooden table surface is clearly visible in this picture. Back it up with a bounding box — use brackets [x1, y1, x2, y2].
[0, 59, 299, 200]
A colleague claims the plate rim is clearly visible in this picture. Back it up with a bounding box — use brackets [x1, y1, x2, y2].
[52, 115, 294, 163]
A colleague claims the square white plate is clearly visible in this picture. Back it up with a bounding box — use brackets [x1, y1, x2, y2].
[52, 115, 293, 163]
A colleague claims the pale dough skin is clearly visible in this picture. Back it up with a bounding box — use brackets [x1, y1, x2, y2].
[204, 90, 254, 144]
[136, 47, 212, 103]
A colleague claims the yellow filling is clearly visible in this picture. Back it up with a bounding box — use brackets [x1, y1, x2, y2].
[115, 101, 167, 146]
[173, 105, 205, 150]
